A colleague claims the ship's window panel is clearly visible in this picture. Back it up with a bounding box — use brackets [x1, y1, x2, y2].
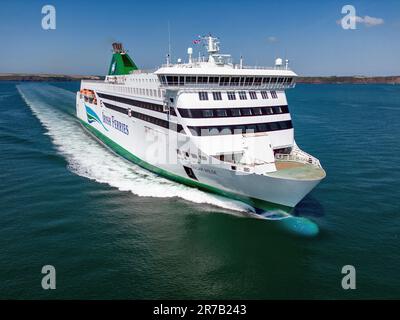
[273, 106, 283, 114]
[199, 92, 209, 100]
[254, 77, 262, 86]
[219, 127, 232, 135]
[245, 77, 254, 85]
[257, 123, 268, 132]
[246, 124, 257, 133]
[230, 77, 240, 86]
[202, 109, 214, 117]
[198, 77, 208, 84]
[249, 91, 257, 99]
[238, 91, 247, 100]
[239, 77, 245, 86]
[271, 91, 278, 99]
[261, 91, 269, 99]
[286, 77, 293, 84]
[179, 76, 184, 85]
[253, 107, 263, 115]
[230, 108, 241, 117]
[209, 76, 219, 83]
[215, 109, 228, 117]
[233, 125, 246, 134]
[270, 77, 277, 83]
[278, 77, 284, 83]
[177, 105, 289, 118]
[220, 77, 230, 86]
[186, 76, 197, 84]
[279, 121, 288, 130]
[227, 91, 236, 100]
[241, 108, 252, 116]
[187, 120, 292, 136]
[269, 122, 279, 131]
[212, 92, 222, 100]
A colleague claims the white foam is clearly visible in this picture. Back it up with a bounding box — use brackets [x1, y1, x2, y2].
[17, 84, 255, 214]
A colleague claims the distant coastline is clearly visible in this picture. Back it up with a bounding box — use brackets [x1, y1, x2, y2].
[0, 73, 103, 82]
[297, 76, 400, 84]
[0, 73, 399, 84]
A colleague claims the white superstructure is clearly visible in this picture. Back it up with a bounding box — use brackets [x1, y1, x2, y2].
[76, 36, 326, 211]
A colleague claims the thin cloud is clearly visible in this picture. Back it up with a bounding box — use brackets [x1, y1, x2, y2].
[361, 15, 384, 27]
[337, 15, 384, 27]
[267, 36, 278, 43]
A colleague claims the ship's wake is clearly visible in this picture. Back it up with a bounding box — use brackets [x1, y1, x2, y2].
[16, 84, 256, 215]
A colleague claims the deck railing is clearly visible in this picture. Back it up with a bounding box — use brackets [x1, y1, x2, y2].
[275, 147, 322, 168]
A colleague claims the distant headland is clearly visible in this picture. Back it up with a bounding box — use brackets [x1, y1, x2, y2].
[297, 76, 400, 84]
[0, 73, 103, 82]
[0, 73, 399, 84]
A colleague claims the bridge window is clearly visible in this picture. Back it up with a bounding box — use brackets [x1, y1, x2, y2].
[199, 92, 209, 100]
[213, 92, 222, 100]
[231, 77, 240, 86]
[238, 91, 247, 100]
[186, 76, 197, 84]
[254, 77, 262, 86]
[198, 77, 208, 84]
[271, 91, 278, 99]
[227, 91, 236, 100]
[249, 91, 257, 99]
[209, 76, 219, 84]
[220, 77, 230, 86]
[262, 77, 270, 84]
[245, 77, 254, 85]
[241, 108, 252, 116]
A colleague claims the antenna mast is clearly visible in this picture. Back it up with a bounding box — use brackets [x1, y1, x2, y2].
[168, 21, 172, 64]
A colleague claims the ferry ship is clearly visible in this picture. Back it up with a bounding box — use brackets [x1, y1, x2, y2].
[76, 36, 326, 213]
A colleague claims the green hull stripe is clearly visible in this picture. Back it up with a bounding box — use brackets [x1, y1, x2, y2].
[79, 120, 291, 212]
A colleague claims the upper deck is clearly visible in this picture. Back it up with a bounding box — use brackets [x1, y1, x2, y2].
[154, 35, 297, 91]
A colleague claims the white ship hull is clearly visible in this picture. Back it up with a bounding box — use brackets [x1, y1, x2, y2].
[76, 96, 324, 211]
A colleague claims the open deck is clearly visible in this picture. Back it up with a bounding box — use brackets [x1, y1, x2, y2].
[268, 161, 326, 180]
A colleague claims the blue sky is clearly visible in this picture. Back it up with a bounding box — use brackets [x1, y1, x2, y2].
[0, 0, 399, 76]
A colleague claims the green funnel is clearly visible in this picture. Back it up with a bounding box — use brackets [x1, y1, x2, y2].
[108, 42, 138, 75]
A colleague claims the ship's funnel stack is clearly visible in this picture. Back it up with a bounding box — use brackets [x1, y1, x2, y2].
[108, 42, 139, 75]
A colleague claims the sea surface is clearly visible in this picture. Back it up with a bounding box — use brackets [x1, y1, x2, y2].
[0, 82, 399, 299]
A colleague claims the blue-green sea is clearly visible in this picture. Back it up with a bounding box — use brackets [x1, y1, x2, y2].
[0, 82, 399, 299]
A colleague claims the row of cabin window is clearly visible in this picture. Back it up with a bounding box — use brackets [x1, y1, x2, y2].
[178, 105, 289, 118]
[199, 91, 278, 101]
[103, 102, 182, 131]
[188, 120, 293, 136]
[106, 84, 163, 98]
[160, 76, 293, 86]
[97, 93, 166, 114]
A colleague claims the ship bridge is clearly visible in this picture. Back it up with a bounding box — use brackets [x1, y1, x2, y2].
[155, 35, 297, 91]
